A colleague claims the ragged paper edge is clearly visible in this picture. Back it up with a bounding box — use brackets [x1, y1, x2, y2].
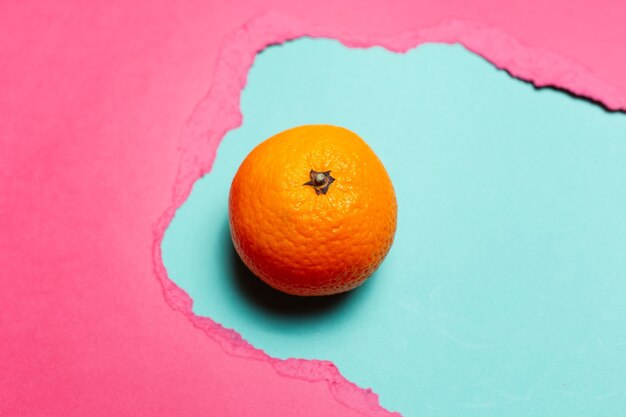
[152, 11, 626, 417]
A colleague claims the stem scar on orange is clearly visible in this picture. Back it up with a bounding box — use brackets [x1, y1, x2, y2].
[228, 125, 397, 296]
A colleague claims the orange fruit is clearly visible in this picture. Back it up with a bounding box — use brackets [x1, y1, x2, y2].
[228, 125, 397, 296]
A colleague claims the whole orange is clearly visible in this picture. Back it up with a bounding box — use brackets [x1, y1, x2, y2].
[228, 125, 397, 296]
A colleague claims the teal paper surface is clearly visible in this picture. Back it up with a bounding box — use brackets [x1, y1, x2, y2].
[162, 39, 626, 416]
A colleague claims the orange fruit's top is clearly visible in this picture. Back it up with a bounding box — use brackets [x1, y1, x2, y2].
[228, 125, 397, 296]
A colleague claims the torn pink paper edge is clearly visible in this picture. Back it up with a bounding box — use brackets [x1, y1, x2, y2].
[152, 11, 626, 417]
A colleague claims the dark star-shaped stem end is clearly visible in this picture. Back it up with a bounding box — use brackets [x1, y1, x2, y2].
[303, 169, 335, 195]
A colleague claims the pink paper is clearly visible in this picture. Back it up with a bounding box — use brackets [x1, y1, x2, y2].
[2, 1, 625, 416]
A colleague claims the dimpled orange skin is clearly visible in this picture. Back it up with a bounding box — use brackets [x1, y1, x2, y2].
[228, 125, 397, 296]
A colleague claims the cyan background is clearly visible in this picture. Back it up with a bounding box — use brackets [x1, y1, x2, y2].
[162, 39, 626, 416]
